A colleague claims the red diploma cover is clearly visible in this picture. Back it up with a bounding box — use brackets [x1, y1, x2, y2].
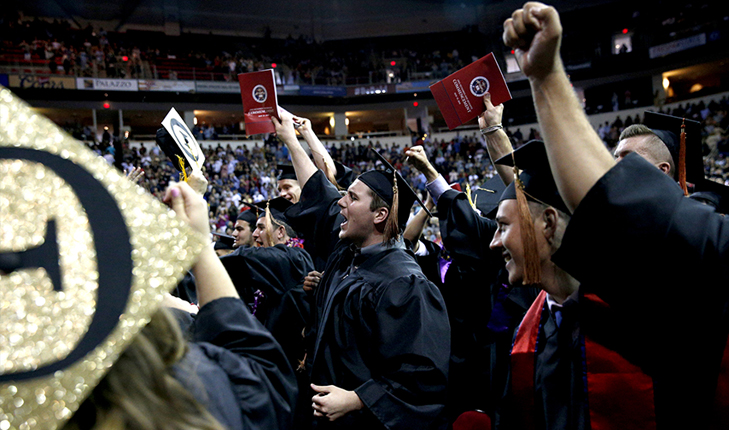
[429, 53, 512, 130]
[238, 69, 280, 135]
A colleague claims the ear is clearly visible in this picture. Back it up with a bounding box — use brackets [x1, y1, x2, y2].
[373, 206, 389, 225]
[656, 161, 671, 175]
[276, 225, 286, 240]
[541, 207, 559, 241]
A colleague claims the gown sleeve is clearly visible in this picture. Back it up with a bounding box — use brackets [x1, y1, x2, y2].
[553, 153, 729, 318]
[189, 297, 299, 430]
[437, 189, 498, 264]
[285, 169, 345, 268]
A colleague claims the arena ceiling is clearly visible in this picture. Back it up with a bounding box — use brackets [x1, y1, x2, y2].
[18, 0, 615, 41]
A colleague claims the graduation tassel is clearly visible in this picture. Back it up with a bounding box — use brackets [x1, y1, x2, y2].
[383, 170, 400, 242]
[264, 202, 275, 248]
[679, 118, 688, 196]
[513, 165, 542, 286]
[175, 155, 188, 182]
[465, 182, 477, 211]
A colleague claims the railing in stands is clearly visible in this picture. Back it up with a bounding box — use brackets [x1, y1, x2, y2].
[0, 57, 423, 86]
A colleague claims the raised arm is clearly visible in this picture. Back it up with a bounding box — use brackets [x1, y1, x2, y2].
[293, 114, 339, 185]
[406, 146, 497, 262]
[478, 93, 513, 185]
[402, 194, 435, 251]
[502, 2, 614, 211]
[273, 108, 318, 188]
[164, 181, 239, 307]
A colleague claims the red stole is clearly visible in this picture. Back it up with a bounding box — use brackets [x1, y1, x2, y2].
[510, 291, 657, 430]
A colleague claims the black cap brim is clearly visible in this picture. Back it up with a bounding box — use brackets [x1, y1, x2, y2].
[366, 148, 432, 220]
[494, 140, 570, 214]
[212, 232, 236, 249]
[277, 164, 297, 181]
[643, 111, 703, 184]
[254, 196, 293, 223]
[155, 128, 186, 172]
[473, 176, 507, 218]
[236, 203, 260, 225]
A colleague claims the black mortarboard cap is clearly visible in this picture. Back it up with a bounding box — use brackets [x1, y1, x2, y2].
[494, 140, 570, 214]
[254, 196, 293, 224]
[358, 148, 432, 231]
[155, 127, 186, 172]
[643, 111, 703, 184]
[277, 164, 297, 181]
[212, 232, 235, 250]
[692, 179, 729, 214]
[473, 176, 507, 218]
[236, 203, 260, 225]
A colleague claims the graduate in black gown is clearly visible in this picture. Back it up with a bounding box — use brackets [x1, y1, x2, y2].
[226, 196, 318, 430]
[405, 119, 539, 424]
[273, 110, 451, 430]
[220, 196, 314, 331]
[279, 111, 354, 272]
[502, 3, 729, 428]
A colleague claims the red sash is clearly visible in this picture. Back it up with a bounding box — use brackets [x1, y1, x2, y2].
[510, 291, 657, 430]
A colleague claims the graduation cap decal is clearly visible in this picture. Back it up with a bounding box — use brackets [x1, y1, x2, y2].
[0, 219, 62, 292]
[159, 107, 206, 174]
[0, 86, 206, 430]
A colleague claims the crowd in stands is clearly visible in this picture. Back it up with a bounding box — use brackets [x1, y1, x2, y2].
[67, 94, 729, 249]
[0, 10, 478, 85]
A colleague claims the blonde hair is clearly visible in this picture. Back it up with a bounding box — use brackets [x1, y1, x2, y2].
[63, 308, 225, 430]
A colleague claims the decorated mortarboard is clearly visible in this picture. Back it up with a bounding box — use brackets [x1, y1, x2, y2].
[469, 175, 507, 218]
[0, 86, 206, 429]
[359, 148, 432, 240]
[236, 203, 261, 225]
[493, 140, 568, 285]
[643, 111, 702, 195]
[212, 232, 236, 250]
[156, 108, 206, 179]
[277, 164, 297, 181]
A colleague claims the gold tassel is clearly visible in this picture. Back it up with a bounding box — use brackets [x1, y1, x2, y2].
[383, 170, 400, 242]
[679, 119, 688, 196]
[514, 165, 542, 285]
[465, 182, 477, 211]
[264, 202, 275, 247]
[175, 155, 188, 182]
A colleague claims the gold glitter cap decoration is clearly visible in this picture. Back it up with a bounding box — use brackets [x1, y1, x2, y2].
[0, 86, 207, 430]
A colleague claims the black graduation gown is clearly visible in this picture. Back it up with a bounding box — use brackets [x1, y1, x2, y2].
[285, 170, 345, 272]
[292, 170, 451, 430]
[219, 243, 314, 331]
[334, 161, 354, 190]
[268, 284, 313, 430]
[551, 153, 729, 429]
[434, 188, 539, 419]
[173, 297, 298, 430]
